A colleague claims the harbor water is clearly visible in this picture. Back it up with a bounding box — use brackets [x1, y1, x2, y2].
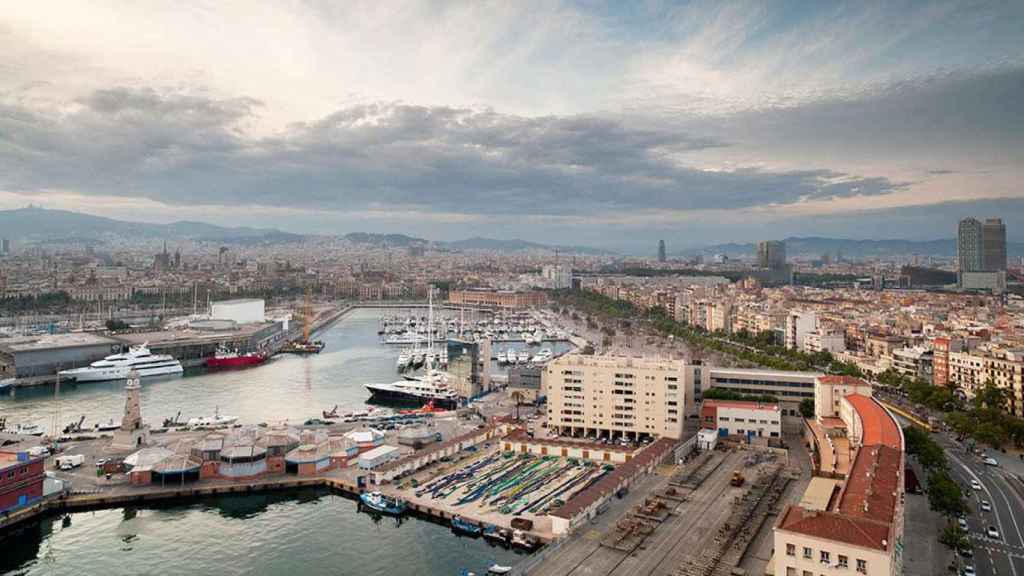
[0, 488, 523, 576]
[0, 307, 571, 575]
[0, 307, 571, 431]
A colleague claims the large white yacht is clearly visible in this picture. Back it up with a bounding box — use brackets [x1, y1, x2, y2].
[365, 374, 459, 409]
[59, 344, 183, 382]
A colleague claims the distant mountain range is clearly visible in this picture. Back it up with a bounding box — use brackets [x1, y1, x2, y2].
[0, 207, 613, 254]
[0, 206, 302, 244]
[686, 236, 1024, 259]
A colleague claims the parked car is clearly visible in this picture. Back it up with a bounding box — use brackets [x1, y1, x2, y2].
[983, 456, 999, 467]
[987, 526, 1001, 539]
[962, 565, 976, 576]
[958, 517, 969, 530]
[958, 546, 973, 559]
[981, 500, 992, 512]
[971, 479, 983, 490]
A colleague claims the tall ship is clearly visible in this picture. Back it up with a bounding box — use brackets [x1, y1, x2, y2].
[58, 344, 183, 382]
[206, 345, 267, 369]
[280, 288, 325, 355]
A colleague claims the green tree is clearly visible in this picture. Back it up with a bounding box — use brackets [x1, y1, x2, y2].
[927, 470, 967, 517]
[799, 398, 815, 418]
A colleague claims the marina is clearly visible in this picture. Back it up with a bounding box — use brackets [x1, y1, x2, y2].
[0, 306, 591, 576]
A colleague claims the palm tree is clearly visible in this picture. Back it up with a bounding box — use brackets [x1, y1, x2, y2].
[510, 390, 525, 421]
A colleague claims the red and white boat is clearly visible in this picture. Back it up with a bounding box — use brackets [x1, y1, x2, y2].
[206, 346, 267, 369]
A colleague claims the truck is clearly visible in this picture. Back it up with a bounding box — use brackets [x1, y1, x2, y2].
[730, 471, 745, 487]
[56, 454, 85, 470]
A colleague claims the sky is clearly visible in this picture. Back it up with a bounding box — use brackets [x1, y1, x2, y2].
[1, 1, 1022, 254]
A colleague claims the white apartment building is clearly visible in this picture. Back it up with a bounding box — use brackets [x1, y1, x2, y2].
[786, 310, 817, 350]
[803, 330, 846, 354]
[544, 354, 686, 440]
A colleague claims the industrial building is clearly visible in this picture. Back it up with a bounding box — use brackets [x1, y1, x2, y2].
[544, 354, 686, 440]
[210, 298, 266, 324]
[508, 364, 544, 403]
[0, 448, 45, 513]
[111, 320, 285, 368]
[0, 332, 121, 379]
[700, 399, 782, 439]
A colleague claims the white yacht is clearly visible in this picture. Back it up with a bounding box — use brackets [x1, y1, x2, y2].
[396, 349, 411, 371]
[517, 349, 530, 363]
[15, 422, 45, 436]
[531, 348, 553, 363]
[365, 375, 459, 409]
[58, 344, 183, 382]
[186, 407, 238, 428]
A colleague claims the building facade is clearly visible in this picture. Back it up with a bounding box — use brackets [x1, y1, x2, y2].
[544, 354, 686, 440]
[0, 450, 45, 514]
[700, 399, 781, 438]
[448, 289, 546, 308]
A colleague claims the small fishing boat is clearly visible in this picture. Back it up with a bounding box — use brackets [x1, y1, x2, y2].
[451, 515, 482, 536]
[359, 491, 407, 516]
[488, 564, 513, 575]
[15, 422, 45, 436]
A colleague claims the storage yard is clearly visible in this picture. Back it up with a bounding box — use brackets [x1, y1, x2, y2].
[395, 445, 614, 535]
[524, 447, 802, 576]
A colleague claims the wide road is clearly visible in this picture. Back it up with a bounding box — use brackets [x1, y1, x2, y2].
[938, 433, 1024, 576]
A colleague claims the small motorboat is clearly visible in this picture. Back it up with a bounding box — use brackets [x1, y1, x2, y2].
[488, 565, 513, 575]
[15, 422, 45, 436]
[359, 491, 407, 516]
[0, 378, 14, 391]
[451, 515, 482, 536]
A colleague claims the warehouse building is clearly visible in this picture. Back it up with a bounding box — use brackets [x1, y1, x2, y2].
[0, 332, 121, 379]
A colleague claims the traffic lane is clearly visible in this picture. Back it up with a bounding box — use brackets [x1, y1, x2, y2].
[983, 469, 1024, 576]
[948, 452, 1022, 576]
[982, 469, 1024, 548]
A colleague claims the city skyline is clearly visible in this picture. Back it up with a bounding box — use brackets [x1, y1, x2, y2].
[1, 2, 1022, 252]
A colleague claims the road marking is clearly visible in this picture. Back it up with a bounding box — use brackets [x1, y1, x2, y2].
[951, 453, 1018, 576]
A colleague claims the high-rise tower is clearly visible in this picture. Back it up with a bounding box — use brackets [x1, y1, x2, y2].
[657, 239, 666, 262]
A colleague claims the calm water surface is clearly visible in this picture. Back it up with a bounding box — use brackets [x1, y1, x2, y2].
[0, 488, 524, 576]
[0, 308, 568, 575]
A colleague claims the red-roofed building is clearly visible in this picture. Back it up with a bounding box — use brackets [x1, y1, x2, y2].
[700, 399, 781, 439]
[775, 382, 904, 576]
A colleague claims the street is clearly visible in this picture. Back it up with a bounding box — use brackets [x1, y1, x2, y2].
[938, 432, 1024, 576]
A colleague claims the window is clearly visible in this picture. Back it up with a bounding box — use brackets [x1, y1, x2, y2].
[802, 571, 812, 576]
[786, 544, 795, 556]
[837, 555, 848, 568]
[785, 569, 796, 576]
[803, 547, 812, 559]
[856, 559, 866, 573]
[820, 551, 830, 564]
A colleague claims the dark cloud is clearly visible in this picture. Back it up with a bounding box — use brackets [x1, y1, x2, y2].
[0, 87, 904, 216]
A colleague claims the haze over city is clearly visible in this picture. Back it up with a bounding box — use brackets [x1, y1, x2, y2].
[1, 1, 1023, 252]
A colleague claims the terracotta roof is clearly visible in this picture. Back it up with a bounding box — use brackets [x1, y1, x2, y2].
[777, 505, 892, 551]
[844, 394, 902, 450]
[550, 437, 676, 519]
[701, 399, 780, 411]
[837, 444, 902, 524]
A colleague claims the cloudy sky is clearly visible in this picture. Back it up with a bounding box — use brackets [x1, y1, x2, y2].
[1, 1, 1022, 253]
